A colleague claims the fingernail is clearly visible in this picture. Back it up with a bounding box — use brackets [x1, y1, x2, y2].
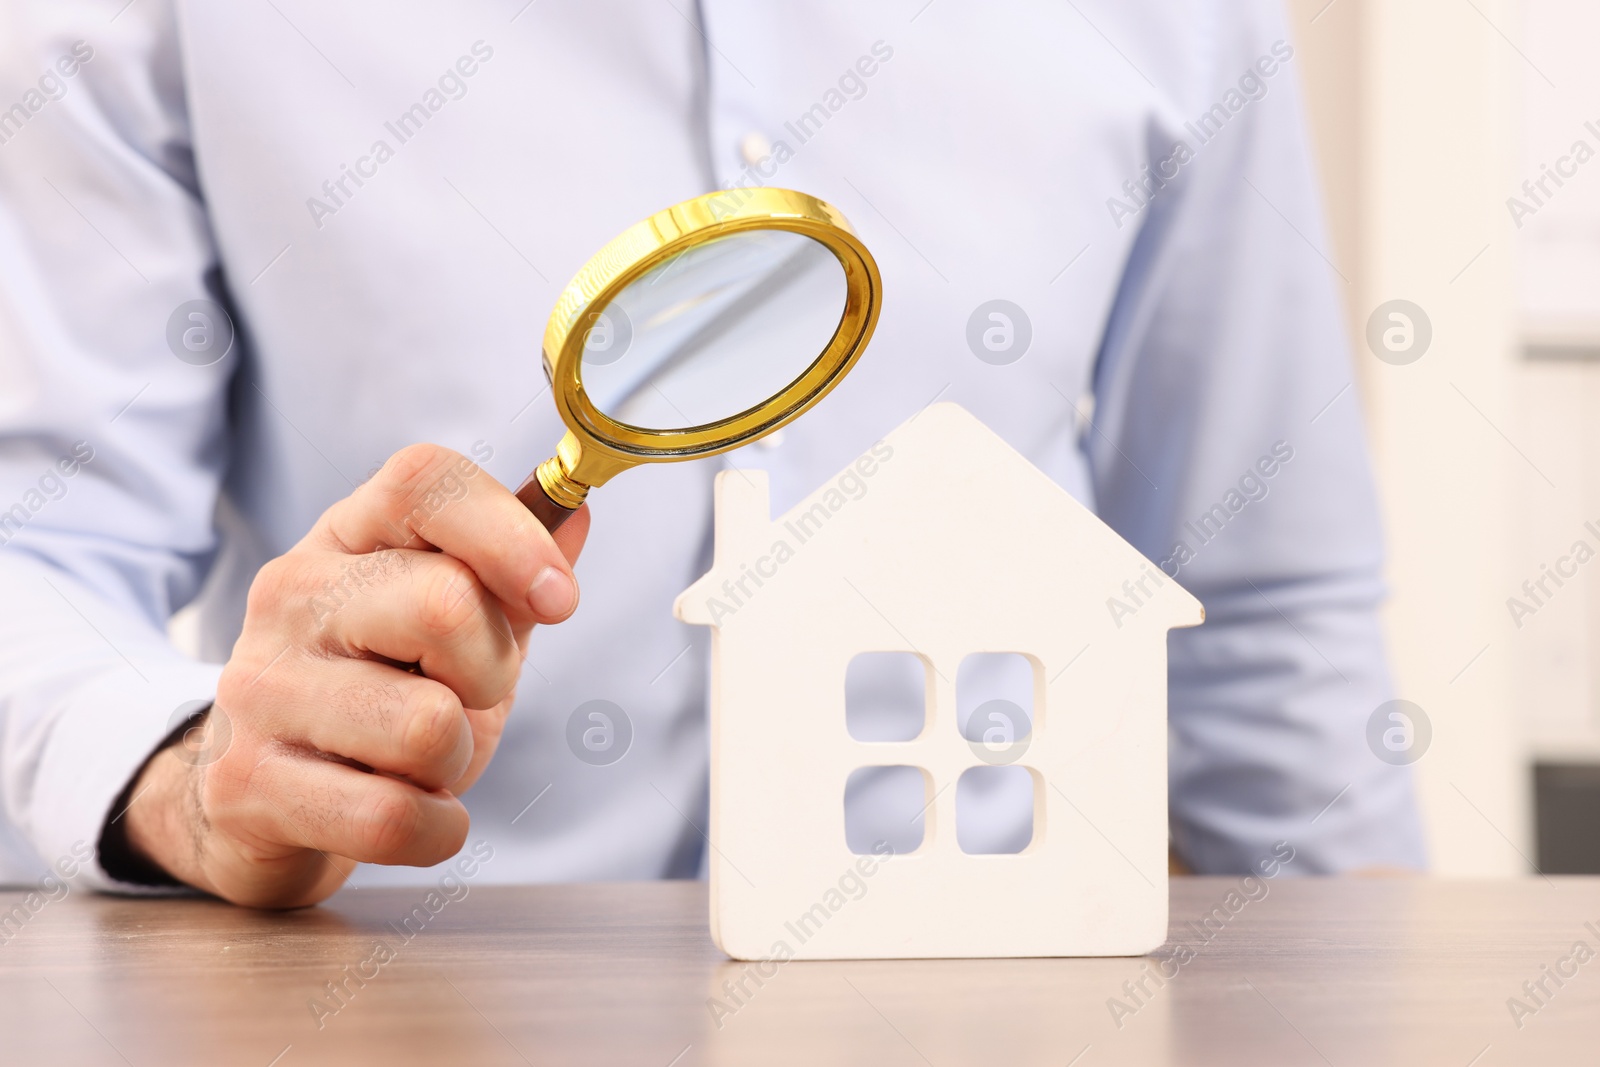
[528, 566, 577, 620]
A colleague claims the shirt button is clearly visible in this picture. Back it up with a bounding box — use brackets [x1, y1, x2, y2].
[739, 131, 772, 166]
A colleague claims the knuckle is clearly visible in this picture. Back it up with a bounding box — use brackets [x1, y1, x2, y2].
[246, 553, 341, 637]
[416, 560, 485, 644]
[382, 443, 457, 491]
[215, 653, 284, 720]
[373, 444, 480, 540]
[198, 733, 257, 817]
[245, 555, 299, 616]
[400, 689, 466, 769]
[214, 668, 251, 716]
[353, 790, 422, 859]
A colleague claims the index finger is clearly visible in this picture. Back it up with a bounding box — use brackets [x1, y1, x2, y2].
[305, 444, 590, 625]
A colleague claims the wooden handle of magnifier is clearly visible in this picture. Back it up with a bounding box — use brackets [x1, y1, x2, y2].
[515, 476, 579, 532]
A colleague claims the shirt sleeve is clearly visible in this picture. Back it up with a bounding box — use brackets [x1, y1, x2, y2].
[1085, 0, 1427, 873]
[0, 0, 228, 890]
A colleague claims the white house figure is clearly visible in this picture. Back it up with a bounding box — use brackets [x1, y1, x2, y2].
[675, 403, 1203, 959]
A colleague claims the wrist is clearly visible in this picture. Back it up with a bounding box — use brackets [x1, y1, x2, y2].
[123, 745, 205, 889]
[98, 709, 212, 892]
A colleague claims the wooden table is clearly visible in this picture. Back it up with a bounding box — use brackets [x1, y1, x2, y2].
[2, 877, 1597, 1066]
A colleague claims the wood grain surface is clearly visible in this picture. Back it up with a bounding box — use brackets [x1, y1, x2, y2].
[2, 877, 1597, 1066]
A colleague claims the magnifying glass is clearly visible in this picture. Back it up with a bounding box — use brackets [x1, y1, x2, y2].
[513, 188, 883, 530]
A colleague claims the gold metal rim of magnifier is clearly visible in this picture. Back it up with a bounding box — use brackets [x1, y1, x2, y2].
[533, 187, 883, 510]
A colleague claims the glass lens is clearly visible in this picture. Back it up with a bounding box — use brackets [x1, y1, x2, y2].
[577, 230, 848, 431]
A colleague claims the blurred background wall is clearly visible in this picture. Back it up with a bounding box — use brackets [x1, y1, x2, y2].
[1290, 0, 1600, 875]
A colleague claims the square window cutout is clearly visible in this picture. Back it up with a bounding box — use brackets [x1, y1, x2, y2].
[956, 765, 1038, 854]
[844, 765, 929, 855]
[957, 653, 1037, 762]
[846, 652, 928, 742]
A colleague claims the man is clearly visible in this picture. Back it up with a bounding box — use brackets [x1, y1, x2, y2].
[0, 0, 1423, 906]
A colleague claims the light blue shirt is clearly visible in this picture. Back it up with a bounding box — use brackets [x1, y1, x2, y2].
[0, 0, 1423, 890]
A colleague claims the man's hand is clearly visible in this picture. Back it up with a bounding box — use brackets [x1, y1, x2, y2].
[122, 445, 589, 908]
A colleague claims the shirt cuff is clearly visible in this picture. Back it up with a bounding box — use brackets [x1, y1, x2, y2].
[31, 656, 223, 894]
